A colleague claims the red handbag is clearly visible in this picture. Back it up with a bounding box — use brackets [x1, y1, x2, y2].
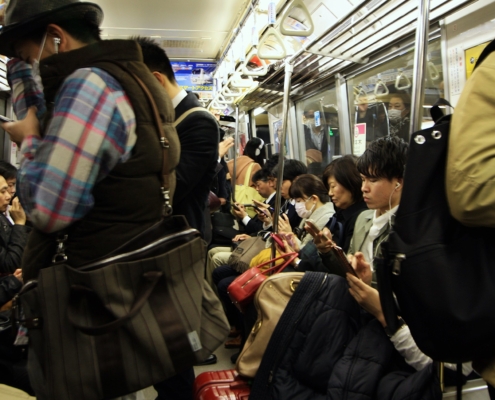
[194, 370, 250, 400]
[227, 252, 297, 312]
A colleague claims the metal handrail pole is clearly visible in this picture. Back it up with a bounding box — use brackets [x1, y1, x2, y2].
[272, 62, 294, 260]
[410, 0, 431, 134]
[232, 106, 240, 202]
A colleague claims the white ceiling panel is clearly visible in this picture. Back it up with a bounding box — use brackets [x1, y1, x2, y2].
[92, 0, 249, 59]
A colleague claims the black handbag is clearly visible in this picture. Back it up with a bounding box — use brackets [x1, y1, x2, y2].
[377, 100, 495, 363]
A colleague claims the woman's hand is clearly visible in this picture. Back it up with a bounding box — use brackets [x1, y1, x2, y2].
[278, 213, 292, 233]
[1, 106, 40, 147]
[306, 224, 334, 254]
[347, 273, 386, 327]
[347, 252, 372, 285]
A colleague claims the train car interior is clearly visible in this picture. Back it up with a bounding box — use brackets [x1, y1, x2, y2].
[0, 0, 494, 399]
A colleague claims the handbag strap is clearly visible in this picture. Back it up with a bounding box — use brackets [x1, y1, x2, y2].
[243, 162, 256, 187]
[255, 252, 298, 274]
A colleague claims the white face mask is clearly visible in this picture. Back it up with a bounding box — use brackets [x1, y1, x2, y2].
[388, 109, 402, 123]
[31, 32, 48, 91]
[295, 197, 316, 219]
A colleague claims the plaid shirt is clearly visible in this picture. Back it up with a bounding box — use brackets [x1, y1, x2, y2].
[8, 59, 137, 233]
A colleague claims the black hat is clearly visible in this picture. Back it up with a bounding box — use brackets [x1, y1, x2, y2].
[0, 0, 104, 57]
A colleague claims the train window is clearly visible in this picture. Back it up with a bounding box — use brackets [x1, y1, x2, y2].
[295, 88, 341, 176]
[347, 39, 444, 156]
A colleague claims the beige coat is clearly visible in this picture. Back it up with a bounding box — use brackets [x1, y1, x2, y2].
[447, 52, 495, 227]
[227, 155, 261, 188]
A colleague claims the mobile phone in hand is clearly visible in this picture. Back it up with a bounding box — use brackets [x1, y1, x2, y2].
[232, 204, 241, 212]
[332, 246, 359, 278]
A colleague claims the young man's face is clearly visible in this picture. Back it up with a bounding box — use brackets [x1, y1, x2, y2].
[361, 174, 402, 216]
[6, 178, 16, 196]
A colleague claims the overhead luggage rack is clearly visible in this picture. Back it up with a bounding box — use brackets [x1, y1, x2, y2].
[232, 0, 477, 111]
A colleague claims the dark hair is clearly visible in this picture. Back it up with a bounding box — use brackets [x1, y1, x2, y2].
[356, 136, 408, 180]
[252, 168, 270, 184]
[323, 155, 363, 203]
[243, 137, 265, 166]
[271, 159, 307, 182]
[389, 92, 411, 111]
[289, 174, 329, 203]
[0, 161, 17, 181]
[263, 154, 280, 174]
[21, 19, 101, 45]
[303, 101, 321, 116]
[134, 36, 176, 84]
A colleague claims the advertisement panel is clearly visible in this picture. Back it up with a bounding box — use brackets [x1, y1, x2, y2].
[171, 61, 216, 99]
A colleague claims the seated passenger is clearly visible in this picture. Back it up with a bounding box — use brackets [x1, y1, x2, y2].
[310, 136, 472, 378]
[282, 174, 335, 248]
[276, 155, 368, 273]
[0, 175, 29, 274]
[0, 161, 18, 224]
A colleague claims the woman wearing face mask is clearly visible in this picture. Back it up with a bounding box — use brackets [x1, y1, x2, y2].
[387, 92, 411, 142]
[288, 174, 335, 248]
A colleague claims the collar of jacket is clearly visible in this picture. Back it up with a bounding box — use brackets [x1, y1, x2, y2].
[354, 210, 396, 253]
[39, 39, 143, 104]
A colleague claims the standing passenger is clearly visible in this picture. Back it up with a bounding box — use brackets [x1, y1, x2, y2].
[0, 0, 180, 398]
[136, 37, 220, 238]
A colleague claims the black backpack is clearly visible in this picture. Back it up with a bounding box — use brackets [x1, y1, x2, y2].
[377, 41, 495, 363]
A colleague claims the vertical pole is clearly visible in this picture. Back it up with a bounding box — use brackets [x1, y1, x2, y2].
[232, 105, 240, 202]
[272, 62, 294, 238]
[409, 0, 431, 135]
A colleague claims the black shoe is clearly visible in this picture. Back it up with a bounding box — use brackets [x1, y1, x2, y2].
[195, 354, 217, 366]
[230, 351, 240, 364]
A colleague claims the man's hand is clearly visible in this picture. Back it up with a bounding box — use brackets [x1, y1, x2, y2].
[347, 252, 372, 286]
[347, 273, 386, 327]
[13, 269, 23, 283]
[233, 234, 250, 242]
[10, 197, 26, 226]
[232, 203, 247, 219]
[219, 137, 234, 158]
[1, 107, 40, 146]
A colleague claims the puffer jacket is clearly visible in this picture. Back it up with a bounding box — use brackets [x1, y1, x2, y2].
[251, 272, 441, 400]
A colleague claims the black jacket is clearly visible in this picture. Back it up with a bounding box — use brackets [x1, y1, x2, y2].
[172, 93, 220, 237]
[252, 273, 441, 400]
[0, 215, 30, 274]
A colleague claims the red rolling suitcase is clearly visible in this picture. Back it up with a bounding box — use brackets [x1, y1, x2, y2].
[194, 369, 251, 399]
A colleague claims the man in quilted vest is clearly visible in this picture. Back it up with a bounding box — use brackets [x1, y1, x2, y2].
[0, 0, 182, 399]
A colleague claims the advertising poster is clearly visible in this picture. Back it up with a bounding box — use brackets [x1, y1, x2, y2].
[171, 61, 216, 99]
[465, 41, 490, 80]
[353, 123, 367, 156]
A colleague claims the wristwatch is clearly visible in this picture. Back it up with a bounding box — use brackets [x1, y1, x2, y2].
[293, 258, 302, 269]
[384, 317, 406, 337]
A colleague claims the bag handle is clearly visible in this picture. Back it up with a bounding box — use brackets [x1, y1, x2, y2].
[254, 252, 298, 275]
[243, 162, 256, 188]
[67, 271, 162, 336]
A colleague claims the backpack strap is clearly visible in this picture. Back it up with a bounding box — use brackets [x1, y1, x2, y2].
[474, 38, 495, 70]
[173, 107, 211, 127]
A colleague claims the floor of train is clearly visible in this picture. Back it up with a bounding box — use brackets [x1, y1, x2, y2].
[0, 346, 489, 399]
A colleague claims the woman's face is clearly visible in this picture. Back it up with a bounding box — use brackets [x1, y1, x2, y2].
[327, 175, 354, 210]
[388, 97, 409, 118]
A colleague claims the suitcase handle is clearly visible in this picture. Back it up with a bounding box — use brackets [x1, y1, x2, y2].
[67, 271, 162, 335]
